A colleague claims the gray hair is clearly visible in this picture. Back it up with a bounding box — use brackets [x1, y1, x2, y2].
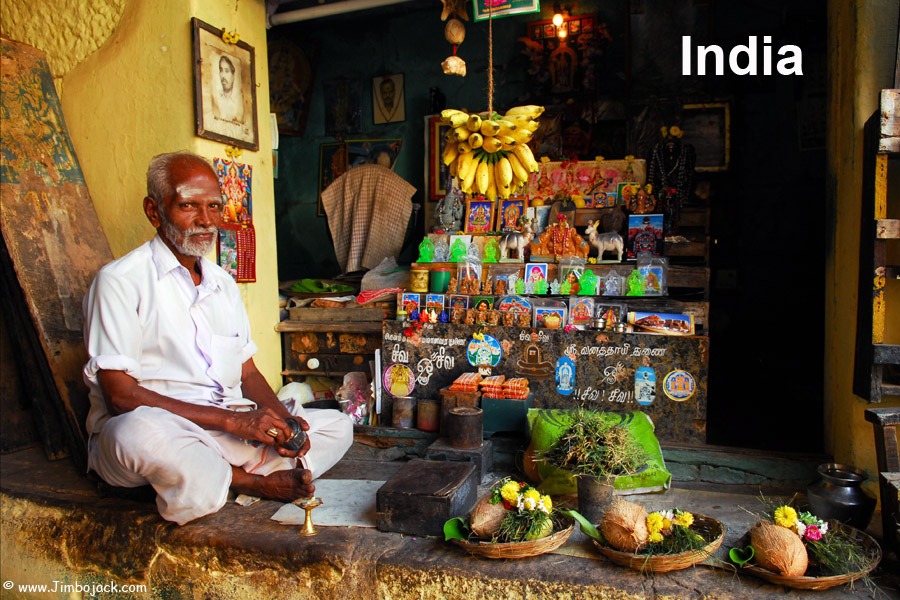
[146, 151, 214, 202]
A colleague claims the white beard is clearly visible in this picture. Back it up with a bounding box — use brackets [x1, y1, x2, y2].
[159, 212, 218, 257]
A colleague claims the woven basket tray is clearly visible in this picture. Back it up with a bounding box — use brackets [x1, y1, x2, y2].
[453, 521, 575, 559]
[593, 514, 725, 573]
[737, 522, 881, 591]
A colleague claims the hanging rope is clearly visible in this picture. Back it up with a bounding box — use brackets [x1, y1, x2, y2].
[487, 7, 494, 115]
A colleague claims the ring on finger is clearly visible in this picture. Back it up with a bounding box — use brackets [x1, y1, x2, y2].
[266, 427, 280, 438]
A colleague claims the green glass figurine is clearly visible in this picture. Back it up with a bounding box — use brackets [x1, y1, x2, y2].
[515, 278, 525, 294]
[578, 270, 598, 295]
[483, 237, 500, 264]
[560, 280, 571, 295]
[450, 238, 467, 263]
[417, 237, 435, 263]
[534, 278, 548, 295]
[626, 269, 645, 296]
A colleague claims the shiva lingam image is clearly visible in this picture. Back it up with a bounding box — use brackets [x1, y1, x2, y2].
[293, 497, 324, 536]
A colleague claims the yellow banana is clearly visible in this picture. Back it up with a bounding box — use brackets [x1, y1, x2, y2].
[442, 141, 459, 166]
[475, 160, 491, 195]
[481, 136, 503, 153]
[462, 157, 478, 193]
[507, 152, 529, 182]
[514, 143, 539, 172]
[496, 135, 517, 147]
[485, 176, 498, 203]
[449, 159, 458, 178]
[441, 108, 466, 119]
[480, 119, 501, 137]
[452, 125, 471, 142]
[467, 114, 483, 132]
[496, 156, 513, 188]
[457, 151, 476, 181]
[505, 105, 545, 118]
[443, 112, 469, 128]
[457, 141, 472, 154]
[511, 128, 534, 144]
[469, 132, 484, 149]
[496, 120, 517, 137]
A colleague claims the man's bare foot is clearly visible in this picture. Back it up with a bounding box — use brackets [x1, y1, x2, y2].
[231, 467, 314, 501]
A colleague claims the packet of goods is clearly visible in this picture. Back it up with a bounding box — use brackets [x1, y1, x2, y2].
[479, 375, 506, 398]
[449, 372, 482, 392]
[503, 378, 530, 400]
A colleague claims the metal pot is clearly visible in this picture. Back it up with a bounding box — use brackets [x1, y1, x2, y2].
[807, 463, 877, 530]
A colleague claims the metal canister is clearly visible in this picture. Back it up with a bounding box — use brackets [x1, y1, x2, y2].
[592, 317, 607, 330]
[410, 264, 429, 293]
[392, 396, 416, 428]
[416, 397, 440, 432]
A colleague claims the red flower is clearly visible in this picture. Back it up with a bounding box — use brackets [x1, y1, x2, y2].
[503, 500, 513, 510]
[805, 525, 822, 541]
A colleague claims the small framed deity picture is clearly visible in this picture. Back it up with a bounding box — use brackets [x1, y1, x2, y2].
[425, 294, 445, 312]
[192, 18, 259, 150]
[595, 303, 625, 329]
[465, 198, 494, 233]
[372, 74, 405, 125]
[617, 183, 640, 209]
[524, 262, 548, 283]
[497, 196, 528, 232]
[472, 296, 494, 311]
[401, 292, 421, 313]
[449, 295, 469, 310]
[626, 214, 664, 259]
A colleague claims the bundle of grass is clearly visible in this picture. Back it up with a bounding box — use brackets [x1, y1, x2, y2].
[601, 498, 649, 552]
[540, 408, 649, 478]
[751, 520, 808, 577]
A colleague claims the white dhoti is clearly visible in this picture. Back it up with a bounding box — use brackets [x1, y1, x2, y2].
[87, 402, 353, 525]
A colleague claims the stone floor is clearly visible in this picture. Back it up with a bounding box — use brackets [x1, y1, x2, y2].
[1, 445, 898, 600]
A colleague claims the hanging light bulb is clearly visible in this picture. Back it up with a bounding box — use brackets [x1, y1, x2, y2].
[557, 26, 568, 39]
[552, 1, 564, 26]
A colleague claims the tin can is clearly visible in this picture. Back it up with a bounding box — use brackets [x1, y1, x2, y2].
[392, 396, 416, 428]
[410, 264, 429, 293]
[416, 397, 440, 432]
[429, 267, 451, 293]
[592, 317, 607, 330]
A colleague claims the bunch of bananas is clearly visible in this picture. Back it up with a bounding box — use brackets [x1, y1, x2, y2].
[440, 105, 544, 202]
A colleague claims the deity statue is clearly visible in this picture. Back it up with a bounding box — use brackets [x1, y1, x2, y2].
[417, 237, 434, 263]
[450, 238, 467, 262]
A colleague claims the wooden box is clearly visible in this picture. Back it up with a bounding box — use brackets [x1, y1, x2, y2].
[438, 387, 482, 436]
[376, 459, 478, 536]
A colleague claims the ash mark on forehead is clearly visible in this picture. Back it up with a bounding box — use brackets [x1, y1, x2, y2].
[176, 182, 218, 200]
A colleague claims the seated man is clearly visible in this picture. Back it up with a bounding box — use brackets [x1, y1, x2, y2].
[82, 151, 353, 525]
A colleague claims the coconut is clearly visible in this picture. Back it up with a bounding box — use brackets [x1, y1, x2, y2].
[600, 498, 649, 552]
[525, 516, 554, 541]
[750, 520, 808, 577]
[470, 494, 508, 538]
[444, 18, 466, 45]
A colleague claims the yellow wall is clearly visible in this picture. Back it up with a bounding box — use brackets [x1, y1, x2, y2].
[826, 0, 900, 502]
[1, 0, 283, 389]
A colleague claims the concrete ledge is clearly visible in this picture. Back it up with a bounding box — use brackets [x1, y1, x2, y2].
[2, 448, 896, 599]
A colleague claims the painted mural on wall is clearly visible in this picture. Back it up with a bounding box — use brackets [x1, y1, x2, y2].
[383, 321, 708, 443]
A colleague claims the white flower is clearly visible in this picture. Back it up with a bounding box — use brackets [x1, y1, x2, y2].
[522, 497, 537, 511]
[795, 522, 806, 537]
[537, 499, 550, 515]
[819, 522, 828, 535]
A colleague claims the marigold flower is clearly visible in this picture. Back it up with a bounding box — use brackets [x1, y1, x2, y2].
[500, 481, 520, 504]
[649, 531, 664, 543]
[774, 506, 798, 529]
[541, 495, 553, 512]
[646, 512, 664, 533]
[523, 488, 541, 504]
[675, 512, 694, 528]
[662, 518, 672, 531]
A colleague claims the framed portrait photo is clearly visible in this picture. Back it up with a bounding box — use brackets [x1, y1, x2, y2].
[426, 115, 452, 201]
[373, 74, 405, 124]
[192, 18, 259, 151]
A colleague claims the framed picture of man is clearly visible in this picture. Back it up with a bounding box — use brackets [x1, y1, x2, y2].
[191, 18, 259, 151]
[372, 74, 405, 124]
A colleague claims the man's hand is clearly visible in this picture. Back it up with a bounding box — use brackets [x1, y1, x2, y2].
[228, 409, 312, 458]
